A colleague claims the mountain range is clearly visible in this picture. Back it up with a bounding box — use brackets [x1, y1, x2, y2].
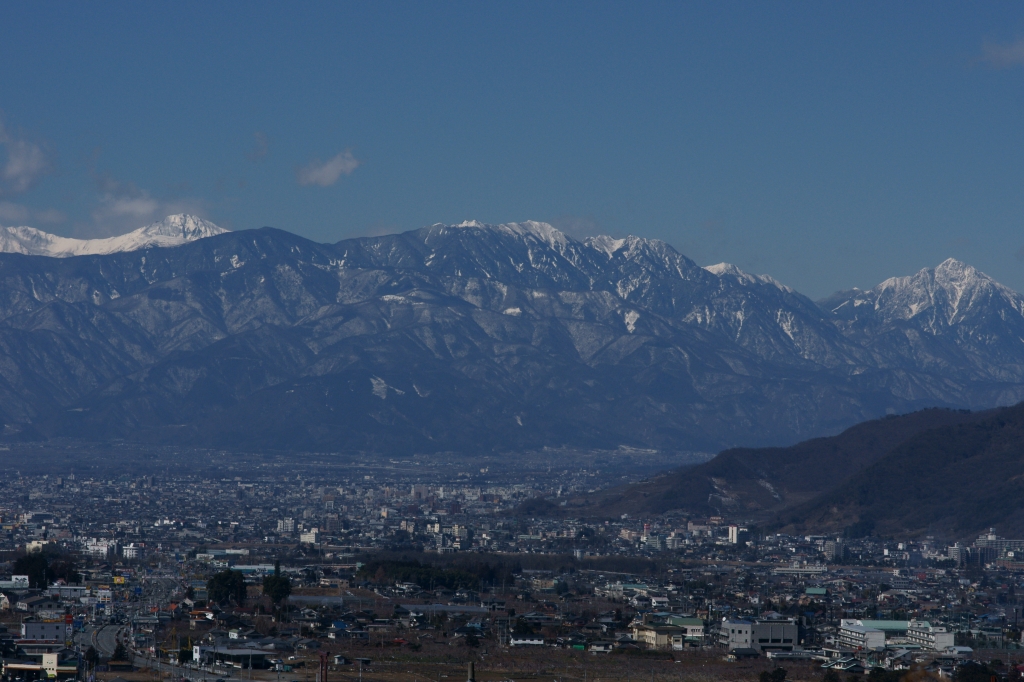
[0, 215, 1022, 456]
[0, 215, 227, 257]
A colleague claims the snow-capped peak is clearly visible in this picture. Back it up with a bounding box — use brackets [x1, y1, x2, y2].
[498, 221, 571, 250]
[586, 235, 627, 257]
[445, 220, 572, 251]
[704, 262, 748, 278]
[876, 258, 1000, 297]
[704, 262, 793, 292]
[0, 214, 228, 258]
[863, 257, 1024, 325]
[137, 214, 227, 242]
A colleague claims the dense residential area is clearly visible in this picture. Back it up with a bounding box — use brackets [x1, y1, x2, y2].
[0, 470, 1022, 682]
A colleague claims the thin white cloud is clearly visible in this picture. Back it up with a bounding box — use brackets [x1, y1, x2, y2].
[0, 201, 29, 223]
[85, 168, 205, 238]
[33, 208, 66, 224]
[0, 201, 65, 226]
[0, 119, 51, 195]
[296, 150, 360, 187]
[97, 195, 161, 219]
[90, 170, 161, 228]
[979, 37, 1024, 68]
[247, 131, 269, 162]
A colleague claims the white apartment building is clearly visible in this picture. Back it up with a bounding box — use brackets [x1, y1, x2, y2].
[838, 622, 886, 650]
[721, 619, 753, 649]
[907, 622, 954, 650]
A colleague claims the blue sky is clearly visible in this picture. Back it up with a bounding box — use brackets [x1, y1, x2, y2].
[2, 2, 1024, 298]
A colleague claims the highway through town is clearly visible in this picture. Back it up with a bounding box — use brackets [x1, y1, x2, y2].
[72, 571, 252, 682]
[72, 573, 186, 667]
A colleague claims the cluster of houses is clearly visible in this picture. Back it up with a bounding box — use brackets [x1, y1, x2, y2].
[0, 621, 81, 680]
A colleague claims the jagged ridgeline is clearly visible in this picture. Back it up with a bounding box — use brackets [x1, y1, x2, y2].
[0, 218, 1022, 455]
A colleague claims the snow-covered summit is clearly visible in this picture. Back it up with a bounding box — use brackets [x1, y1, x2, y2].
[440, 220, 679, 261]
[497, 221, 571, 250]
[821, 257, 1024, 348]
[0, 214, 228, 258]
[585, 235, 627, 257]
[446, 220, 572, 251]
[867, 258, 1022, 323]
[704, 262, 794, 292]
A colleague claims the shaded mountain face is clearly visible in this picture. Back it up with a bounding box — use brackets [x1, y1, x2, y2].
[562, 407, 983, 520]
[779, 402, 1024, 538]
[0, 221, 1023, 455]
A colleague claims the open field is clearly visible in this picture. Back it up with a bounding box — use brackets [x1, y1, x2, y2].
[98, 650, 822, 682]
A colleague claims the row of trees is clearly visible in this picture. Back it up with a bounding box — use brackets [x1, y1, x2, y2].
[11, 549, 289, 607]
[13, 551, 78, 588]
[207, 560, 291, 606]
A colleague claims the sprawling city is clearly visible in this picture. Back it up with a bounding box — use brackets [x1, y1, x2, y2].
[0, 451, 1021, 682]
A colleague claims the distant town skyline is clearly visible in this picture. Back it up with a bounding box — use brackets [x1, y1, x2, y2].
[2, 3, 1024, 298]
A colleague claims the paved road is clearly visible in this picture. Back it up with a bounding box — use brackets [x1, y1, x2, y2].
[73, 574, 246, 681]
[96, 625, 120, 656]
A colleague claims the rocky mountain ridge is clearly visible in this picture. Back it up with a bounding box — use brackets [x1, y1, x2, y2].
[0, 219, 1020, 455]
[0, 214, 227, 257]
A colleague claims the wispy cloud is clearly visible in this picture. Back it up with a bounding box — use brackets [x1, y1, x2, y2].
[0, 118, 52, 195]
[33, 208, 66, 224]
[91, 170, 159, 222]
[247, 131, 269, 162]
[0, 201, 30, 224]
[85, 165, 205, 238]
[979, 37, 1024, 69]
[0, 201, 65, 226]
[296, 149, 360, 187]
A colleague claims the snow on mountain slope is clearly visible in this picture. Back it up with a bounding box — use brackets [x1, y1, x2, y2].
[819, 258, 1024, 388]
[0, 217, 1022, 455]
[704, 262, 794, 293]
[0, 214, 227, 257]
[825, 258, 1024, 326]
[337, 221, 863, 368]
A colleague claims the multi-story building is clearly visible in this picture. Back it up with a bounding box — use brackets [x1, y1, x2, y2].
[907, 621, 954, 651]
[974, 529, 1024, 554]
[824, 539, 846, 562]
[668, 617, 705, 648]
[633, 624, 686, 650]
[720, 618, 798, 652]
[727, 526, 749, 544]
[837, 622, 885, 650]
[22, 621, 65, 641]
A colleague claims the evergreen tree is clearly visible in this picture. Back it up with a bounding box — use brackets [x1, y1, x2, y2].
[263, 560, 291, 605]
[208, 569, 246, 604]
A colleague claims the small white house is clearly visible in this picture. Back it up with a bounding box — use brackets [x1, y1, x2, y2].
[510, 636, 544, 646]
